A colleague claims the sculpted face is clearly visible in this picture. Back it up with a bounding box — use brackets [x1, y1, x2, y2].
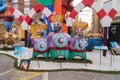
[53, 22, 62, 33]
[75, 28, 83, 35]
[38, 28, 44, 36]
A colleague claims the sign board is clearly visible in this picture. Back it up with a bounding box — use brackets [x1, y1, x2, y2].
[110, 42, 120, 49]
[94, 46, 108, 50]
[14, 46, 28, 56]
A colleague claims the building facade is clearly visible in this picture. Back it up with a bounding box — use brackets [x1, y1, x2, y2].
[11, 0, 38, 14]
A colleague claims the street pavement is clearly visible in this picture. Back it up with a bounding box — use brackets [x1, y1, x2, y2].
[0, 53, 120, 80]
[0, 54, 14, 75]
[48, 71, 120, 80]
[0, 54, 42, 80]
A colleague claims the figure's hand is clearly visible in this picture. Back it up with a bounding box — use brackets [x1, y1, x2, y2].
[75, 35, 79, 39]
[48, 32, 53, 37]
[70, 44, 72, 49]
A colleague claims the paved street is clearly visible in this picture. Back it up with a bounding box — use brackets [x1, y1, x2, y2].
[0, 54, 14, 75]
[0, 54, 42, 80]
[0, 54, 120, 80]
[1, 70, 120, 80]
[48, 71, 120, 80]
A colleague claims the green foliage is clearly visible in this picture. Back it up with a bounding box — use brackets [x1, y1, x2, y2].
[30, 57, 92, 64]
[0, 47, 14, 51]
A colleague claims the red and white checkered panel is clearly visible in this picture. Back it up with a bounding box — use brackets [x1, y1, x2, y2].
[33, 4, 45, 13]
[100, 15, 112, 27]
[23, 4, 52, 30]
[18, 15, 24, 24]
[114, 3, 120, 17]
[21, 20, 30, 30]
[91, 2, 103, 12]
[82, 0, 94, 7]
[42, 7, 53, 22]
[27, 8, 37, 19]
[97, 9, 106, 19]
[67, 0, 106, 27]
[10, 7, 24, 24]
[66, 17, 74, 27]
[98, 7, 118, 27]
[24, 4, 45, 26]
[74, 2, 85, 13]
[14, 9, 24, 21]
[108, 8, 117, 19]
[10, 4, 53, 30]
[42, 7, 52, 18]
[67, 0, 119, 27]
[25, 15, 33, 25]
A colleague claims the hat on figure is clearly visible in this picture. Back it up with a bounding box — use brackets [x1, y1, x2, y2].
[39, 23, 48, 30]
[51, 15, 63, 32]
[51, 15, 63, 23]
[73, 21, 88, 31]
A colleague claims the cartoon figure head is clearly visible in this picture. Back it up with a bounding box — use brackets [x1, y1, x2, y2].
[38, 23, 48, 36]
[73, 21, 88, 35]
[51, 15, 63, 33]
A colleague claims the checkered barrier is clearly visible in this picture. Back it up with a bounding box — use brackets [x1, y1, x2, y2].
[67, 0, 119, 27]
[9, 4, 53, 30]
[8, 1, 120, 29]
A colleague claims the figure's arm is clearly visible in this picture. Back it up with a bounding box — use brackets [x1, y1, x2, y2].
[70, 38, 76, 45]
[46, 32, 54, 42]
[31, 36, 37, 45]
[82, 38, 88, 47]
[64, 33, 71, 41]
[71, 35, 80, 45]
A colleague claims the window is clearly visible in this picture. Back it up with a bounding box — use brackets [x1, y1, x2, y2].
[12, 0, 18, 9]
[24, 0, 30, 14]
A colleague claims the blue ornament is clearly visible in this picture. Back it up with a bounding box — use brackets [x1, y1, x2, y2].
[37, 41, 47, 51]
[75, 39, 86, 51]
[54, 33, 68, 48]
[0, 0, 6, 13]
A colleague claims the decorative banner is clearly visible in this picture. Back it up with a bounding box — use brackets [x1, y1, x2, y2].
[54, 33, 68, 48]
[7, 0, 120, 29]
[14, 46, 28, 56]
